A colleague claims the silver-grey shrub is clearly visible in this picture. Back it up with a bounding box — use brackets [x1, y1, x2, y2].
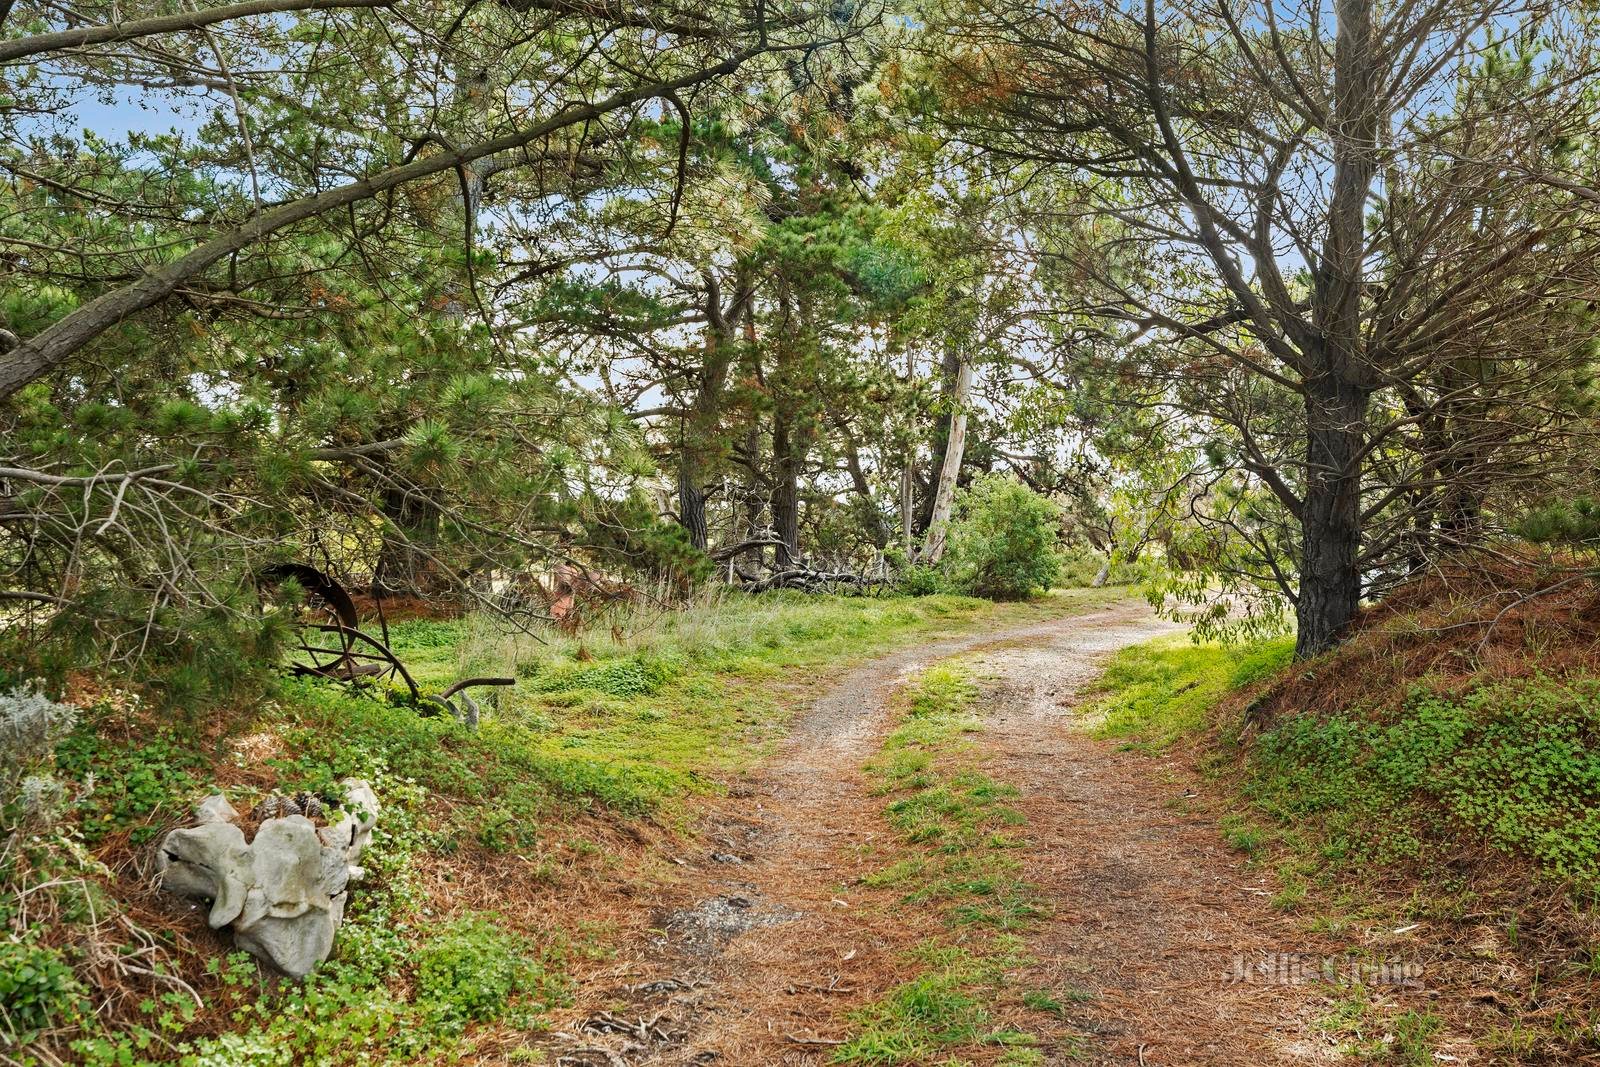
[1, 683, 79, 820]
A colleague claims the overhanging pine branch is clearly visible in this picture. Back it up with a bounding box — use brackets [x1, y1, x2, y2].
[0, 0, 393, 64]
[0, 42, 764, 402]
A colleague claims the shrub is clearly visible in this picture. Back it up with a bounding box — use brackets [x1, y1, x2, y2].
[944, 476, 1062, 600]
[1248, 678, 1600, 890]
[1056, 547, 1146, 588]
[1, 684, 77, 792]
[524, 651, 682, 697]
[896, 564, 946, 597]
[1054, 548, 1107, 588]
[413, 915, 563, 1031]
[2, 684, 80, 841]
[0, 936, 86, 1044]
[9, 589, 286, 716]
[1513, 497, 1600, 546]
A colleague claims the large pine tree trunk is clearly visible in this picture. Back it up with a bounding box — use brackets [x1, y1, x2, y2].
[676, 381, 719, 553]
[771, 412, 801, 566]
[900, 459, 916, 559]
[1295, 374, 1368, 657]
[921, 354, 973, 564]
[1295, 0, 1377, 658]
[673, 279, 751, 554]
[677, 454, 709, 552]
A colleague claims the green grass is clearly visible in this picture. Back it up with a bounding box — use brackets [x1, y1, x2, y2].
[1087, 631, 1600, 896]
[28, 589, 1118, 1065]
[1316, 989, 1443, 1065]
[372, 589, 1114, 813]
[840, 661, 1067, 1063]
[389, 589, 1115, 696]
[833, 941, 1033, 1065]
[1087, 630, 1600, 1064]
[1086, 634, 1293, 751]
[865, 664, 1042, 926]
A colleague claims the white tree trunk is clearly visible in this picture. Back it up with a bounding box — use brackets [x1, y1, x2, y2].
[920, 356, 973, 564]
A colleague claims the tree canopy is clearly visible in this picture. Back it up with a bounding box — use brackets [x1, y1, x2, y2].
[5, 0, 1600, 688]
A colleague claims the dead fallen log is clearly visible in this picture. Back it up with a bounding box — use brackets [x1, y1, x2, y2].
[710, 534, 789, 561]
[739, 564, 883, 594]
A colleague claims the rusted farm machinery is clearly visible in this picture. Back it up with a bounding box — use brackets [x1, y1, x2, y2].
[257, 563, 511, 726]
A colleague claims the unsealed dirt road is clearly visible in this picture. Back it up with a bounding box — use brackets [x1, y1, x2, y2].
[540, 599, 1335, 1066]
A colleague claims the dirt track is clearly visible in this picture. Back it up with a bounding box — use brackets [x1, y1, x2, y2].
[539, 599, 1336, 1066]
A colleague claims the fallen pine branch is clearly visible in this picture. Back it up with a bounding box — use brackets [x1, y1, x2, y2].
[785, 1032, 845, 1046]
[741, 565, 881, 593]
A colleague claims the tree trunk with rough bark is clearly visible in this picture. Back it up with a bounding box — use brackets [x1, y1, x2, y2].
[1295, 0, 1379, 658]
[771, 412, 801, 566]
[1295, 373, 1369, 658]
[677, 455, 709, 552]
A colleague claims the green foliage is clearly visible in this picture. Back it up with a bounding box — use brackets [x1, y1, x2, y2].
[1088, 636, 1293, 751]
[0, 936, 87, 1045]
[1053, 548, 1106, 588]
[277, 596, 1084, 849]
[1228, 640, 1298, 688]
[872, 663, 981, 791]
[834, 956, 985, 1061]
[414, 915, 566, 1032]
[581, 493, 715, 585]
[944, 476, 1062, 600]
[870, 666, 1034, 899]
[524, 652, 683, 698]
[1250, 680, 1600, 890]
[9, 592, 287, 716]
[1218, 812, 1269, 858]
[169, 962, 418, 1066]
[1020, 989, 1067, 1017]
[272, 680, 685, 833]
[54, 703, 210, 844]
[62, 772, 570, 1066]
[1513, 498, 1600, 546]
[1095, 634, 1600, 894]
[895, 563, 946, 597]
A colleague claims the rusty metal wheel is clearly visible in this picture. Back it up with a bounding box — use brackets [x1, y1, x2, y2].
[258, 563, 422, 702]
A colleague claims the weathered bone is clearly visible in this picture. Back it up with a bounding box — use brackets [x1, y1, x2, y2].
[156, 779, 378, 978]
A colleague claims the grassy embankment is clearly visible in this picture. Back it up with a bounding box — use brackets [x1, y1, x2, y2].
[1085, 566, 1600, 1064]
[14, 588, 1113, 1065]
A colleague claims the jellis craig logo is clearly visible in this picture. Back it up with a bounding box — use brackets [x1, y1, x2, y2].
[1222, 953, 1424, 989]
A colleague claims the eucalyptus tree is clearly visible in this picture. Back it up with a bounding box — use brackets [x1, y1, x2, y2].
[926, 0, 1600, 654]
